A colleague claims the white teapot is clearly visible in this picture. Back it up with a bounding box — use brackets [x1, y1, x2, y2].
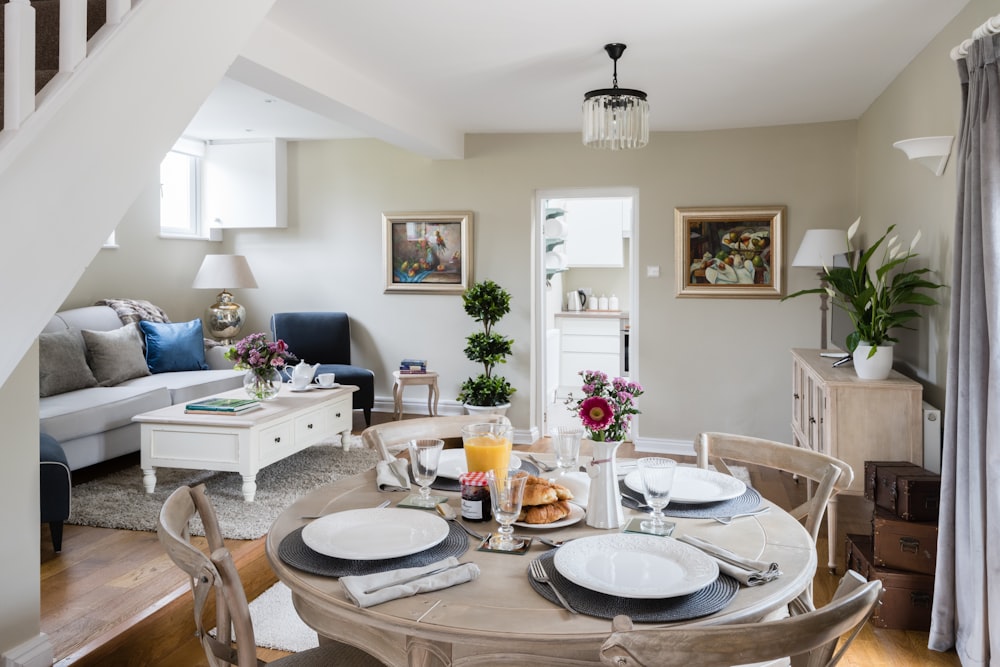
[288, 360, 319, 388]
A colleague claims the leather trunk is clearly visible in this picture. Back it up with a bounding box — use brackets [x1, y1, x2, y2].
[845, 533, 934, 631]
[865, 461, 941, 521]
[872, 508, 938, 575]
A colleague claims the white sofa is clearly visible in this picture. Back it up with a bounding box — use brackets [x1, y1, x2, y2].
[39, 306, 245, 470]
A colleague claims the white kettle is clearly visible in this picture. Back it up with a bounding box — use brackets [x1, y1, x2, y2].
[566, 291, 584, 311]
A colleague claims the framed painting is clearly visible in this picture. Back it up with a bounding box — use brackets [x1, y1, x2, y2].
[383, 211, 473, 294]
[675, 205, 786, 299]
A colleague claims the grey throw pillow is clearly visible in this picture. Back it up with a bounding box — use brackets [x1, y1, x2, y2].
[82, 324, 151, 386]
[38, 329, 99, 397]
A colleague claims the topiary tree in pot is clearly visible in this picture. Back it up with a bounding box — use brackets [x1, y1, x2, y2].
[456, 280, 515, 413]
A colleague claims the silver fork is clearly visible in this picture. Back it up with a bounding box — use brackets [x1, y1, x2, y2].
[711, 507, 770, 525]
[529, 560, 578, 614]
[527, 454, 557, 473]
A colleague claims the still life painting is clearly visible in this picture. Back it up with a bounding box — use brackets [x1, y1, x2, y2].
[674, 205, 785, 299]
[383, 211, 473, 293]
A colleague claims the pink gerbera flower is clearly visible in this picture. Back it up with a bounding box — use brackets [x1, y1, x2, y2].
[580, 396, 614, 431]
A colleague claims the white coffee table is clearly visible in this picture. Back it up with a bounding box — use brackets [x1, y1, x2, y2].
[133, 384, 357, 501]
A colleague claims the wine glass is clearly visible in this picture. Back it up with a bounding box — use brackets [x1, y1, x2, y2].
[407, 439, 445, 507]
[637, 457, 677, 535]
[485, 469, 528, 551]
[550, 425, 584, 474]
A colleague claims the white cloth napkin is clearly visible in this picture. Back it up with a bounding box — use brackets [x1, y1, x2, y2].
[340, 557, 480, 608]
[678, 535, 781, 586]
[376, 458, 411, 491]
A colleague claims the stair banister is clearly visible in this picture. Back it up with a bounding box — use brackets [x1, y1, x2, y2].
[60, 0, 88, 73]
[3, 0, 35, 131]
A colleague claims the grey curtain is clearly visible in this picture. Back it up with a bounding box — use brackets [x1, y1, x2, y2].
[929, 34, 1000, 665]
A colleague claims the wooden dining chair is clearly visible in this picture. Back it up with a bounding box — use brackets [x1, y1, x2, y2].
[695, 432, 854, 613]
[695, 432, 854, 546]
[157, 484, 385, 667]
[600, 570, 881, 667]
[361, 414, 512, 462]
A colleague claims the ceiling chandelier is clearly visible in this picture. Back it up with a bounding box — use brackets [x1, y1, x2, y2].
[582, 43, 649, 150]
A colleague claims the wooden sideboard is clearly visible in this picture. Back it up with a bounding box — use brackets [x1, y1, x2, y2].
[790, 348, 923, 571]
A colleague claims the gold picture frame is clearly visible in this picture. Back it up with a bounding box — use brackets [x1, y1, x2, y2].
[675, 205, 786, 298]
[383, 211, 473, 294]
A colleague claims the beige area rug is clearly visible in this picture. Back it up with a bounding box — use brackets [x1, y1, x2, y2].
[67, 440, 380, 540]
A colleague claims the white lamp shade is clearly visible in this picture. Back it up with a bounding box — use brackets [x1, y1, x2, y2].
[192, 255, 258, 289]
[791, 229, 849, 269]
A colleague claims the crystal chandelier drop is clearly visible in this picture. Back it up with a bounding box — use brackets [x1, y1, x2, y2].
[582, 43, 649, 150]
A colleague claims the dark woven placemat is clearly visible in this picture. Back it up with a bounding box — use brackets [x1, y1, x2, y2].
[619, 480, 764, 518]
[428, 459, 539, 492]
[527, 551, 739, 622]
[278, 522, 470, 577]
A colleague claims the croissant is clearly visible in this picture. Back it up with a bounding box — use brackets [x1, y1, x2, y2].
[523, 475, 574, 503]
[517, 500, 572, 524]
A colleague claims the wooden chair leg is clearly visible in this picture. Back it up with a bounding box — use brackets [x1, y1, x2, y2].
[49, 521, 64, 553]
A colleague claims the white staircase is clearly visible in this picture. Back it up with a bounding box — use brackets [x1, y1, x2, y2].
[0, 0, 277, 387]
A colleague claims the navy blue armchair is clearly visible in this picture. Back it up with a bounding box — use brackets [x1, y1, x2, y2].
[270, 312, 375, 426]
[40, 433, 71, 552]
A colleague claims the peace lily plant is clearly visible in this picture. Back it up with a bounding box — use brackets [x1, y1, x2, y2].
[785, 218, 945, 358]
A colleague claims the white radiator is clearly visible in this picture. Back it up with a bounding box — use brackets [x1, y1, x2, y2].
[923, 401, 942, 473]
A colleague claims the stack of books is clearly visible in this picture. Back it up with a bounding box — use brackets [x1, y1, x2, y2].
[399, 358, 428, 374]
[185, 397, 262, 415]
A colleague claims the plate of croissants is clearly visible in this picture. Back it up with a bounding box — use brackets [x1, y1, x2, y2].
[513, 475, 586, 528]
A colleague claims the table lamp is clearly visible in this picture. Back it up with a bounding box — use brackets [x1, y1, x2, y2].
[192, 254, 258, 344]
[791, 229, 849, 349]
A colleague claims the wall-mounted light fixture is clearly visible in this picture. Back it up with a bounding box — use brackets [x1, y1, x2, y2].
[892, 136, 954, 176]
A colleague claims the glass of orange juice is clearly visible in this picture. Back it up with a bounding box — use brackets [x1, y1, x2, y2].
[461, 422, 513, 475]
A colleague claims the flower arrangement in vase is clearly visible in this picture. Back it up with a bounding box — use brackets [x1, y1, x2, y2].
[568, 369, 644, 442]
[225, 332, 296, 400]
[567, 370, 643, 529]
[784, 218, 944, 379]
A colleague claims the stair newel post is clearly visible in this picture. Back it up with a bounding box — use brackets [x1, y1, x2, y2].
[59, 0, 88, 72]
[107, 0, 131, 26]
[3, 0, 35, 131]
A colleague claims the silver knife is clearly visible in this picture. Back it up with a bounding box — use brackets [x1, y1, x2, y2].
[362, 563, 465, 595]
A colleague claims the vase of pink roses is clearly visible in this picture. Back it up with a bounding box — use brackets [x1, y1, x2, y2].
[567, 370, 643, 529]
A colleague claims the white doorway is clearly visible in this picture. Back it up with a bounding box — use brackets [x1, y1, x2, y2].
[531, 188, 640, 441]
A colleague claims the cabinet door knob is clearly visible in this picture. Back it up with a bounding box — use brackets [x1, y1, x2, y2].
[809, 417, 816, 424]
[274, 436, 281, 443]
[793, 393, 800, 400]
[336, 412, 342, 418]
[307, 423, 314, 430]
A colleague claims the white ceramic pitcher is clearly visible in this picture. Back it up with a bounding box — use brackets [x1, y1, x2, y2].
[585, 440, 624, 529]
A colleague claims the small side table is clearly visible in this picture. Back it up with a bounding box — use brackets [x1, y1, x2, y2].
[392, 371, 440, 421]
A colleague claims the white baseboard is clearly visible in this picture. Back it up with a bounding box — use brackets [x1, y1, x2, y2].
[2, 633, 52, 667]
[632, 436, 696, 457]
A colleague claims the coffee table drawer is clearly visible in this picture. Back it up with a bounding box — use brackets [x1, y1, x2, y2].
[295, 406, 329, 446]
[325, 396, 352, 433]
[260, 421, 295, 458]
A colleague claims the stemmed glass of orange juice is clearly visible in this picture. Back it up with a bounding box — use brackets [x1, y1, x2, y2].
[461, 422, 514, 474]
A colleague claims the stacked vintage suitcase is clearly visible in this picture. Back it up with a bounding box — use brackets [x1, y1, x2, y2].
[845, 460, 941, 630]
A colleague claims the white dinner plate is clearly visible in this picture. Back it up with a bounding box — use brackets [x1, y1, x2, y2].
[301, 508, 449, 560]
[513, 503, 585, 529]
[436, 449, 523, 480]
[553, 534, 719, 598]
[624, 466, 746, 504]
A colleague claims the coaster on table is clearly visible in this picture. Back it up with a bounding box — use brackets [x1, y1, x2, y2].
[476, 534, 534, 555]
[278, 522, 469, 577]
[622, 516, 675, 537]
[526, 551, 738, 622]
[398, 494, 449, 509]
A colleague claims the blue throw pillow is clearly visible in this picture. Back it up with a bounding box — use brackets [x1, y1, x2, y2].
[139, 319, 209, 373]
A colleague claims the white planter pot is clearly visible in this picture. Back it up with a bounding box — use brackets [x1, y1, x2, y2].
[852, 343, 893, 380]
[463, 403, 510, 417]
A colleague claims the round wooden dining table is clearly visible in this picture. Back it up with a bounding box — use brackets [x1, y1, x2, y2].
[266, 463, 817, 667]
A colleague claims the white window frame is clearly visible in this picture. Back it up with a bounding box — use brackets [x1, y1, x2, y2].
[159, 137, 206, 238]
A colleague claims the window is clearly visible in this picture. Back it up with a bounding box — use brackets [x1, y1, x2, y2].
[159, 138, 205, 237]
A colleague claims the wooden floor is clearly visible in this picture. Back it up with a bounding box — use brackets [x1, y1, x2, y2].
[41, 420, 961, 666]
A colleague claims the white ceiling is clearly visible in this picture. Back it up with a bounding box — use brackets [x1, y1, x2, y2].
[182, 0, 973, 145]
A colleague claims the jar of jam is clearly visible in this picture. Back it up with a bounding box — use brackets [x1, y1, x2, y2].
[459, 471, 491, 522]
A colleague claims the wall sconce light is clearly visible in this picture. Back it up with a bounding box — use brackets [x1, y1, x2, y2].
[892, 136, 954, 176]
